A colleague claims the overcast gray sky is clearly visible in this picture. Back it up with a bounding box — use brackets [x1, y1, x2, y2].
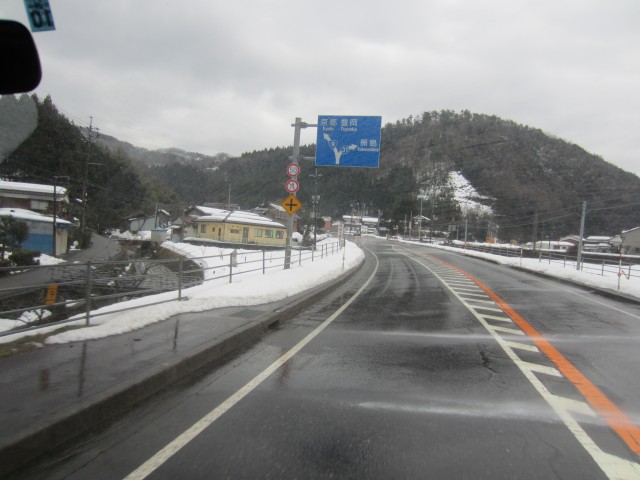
[4, 1, 639, 175]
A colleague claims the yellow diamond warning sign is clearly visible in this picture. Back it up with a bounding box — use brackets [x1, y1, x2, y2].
[281, 195, 302, 215]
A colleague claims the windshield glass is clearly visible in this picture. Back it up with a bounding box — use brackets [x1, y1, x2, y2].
[1, 2, 640, 480]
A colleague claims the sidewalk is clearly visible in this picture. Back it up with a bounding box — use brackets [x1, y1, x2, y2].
[0, 261, 361, 478]
[59, 233, 123, 263]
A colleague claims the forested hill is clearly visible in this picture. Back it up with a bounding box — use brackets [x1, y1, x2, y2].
[378, 111, 640, 241]
[2, 96, 638, 243]
[0, 95, 180, 235]
[145, 110, 640, 242]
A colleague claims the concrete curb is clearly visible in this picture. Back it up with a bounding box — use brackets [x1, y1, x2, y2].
[0, 258, 364, 478]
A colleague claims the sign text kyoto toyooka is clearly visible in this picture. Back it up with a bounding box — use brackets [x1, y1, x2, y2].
[315, 115, 381, 168]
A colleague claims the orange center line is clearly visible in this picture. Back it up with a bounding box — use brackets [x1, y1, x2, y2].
[434, 256, 640, 457]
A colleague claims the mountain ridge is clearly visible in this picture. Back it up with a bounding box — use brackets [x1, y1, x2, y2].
[3, 96, 638, 243]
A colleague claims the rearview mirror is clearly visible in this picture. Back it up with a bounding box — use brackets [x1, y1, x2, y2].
[0, 20, 42, 94]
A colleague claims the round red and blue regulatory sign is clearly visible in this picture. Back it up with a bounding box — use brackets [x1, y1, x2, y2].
[286, 163, 300, 177]
[285, 179, 299, 193]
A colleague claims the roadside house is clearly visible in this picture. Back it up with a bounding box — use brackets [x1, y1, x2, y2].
[191, 209, 286, 247]
[128, 210, 171, 233]
[0, 208, 73, 255]
[0, 179, 68, 214]
[621, 227, 640, 254]
[583, 235, 613, 253]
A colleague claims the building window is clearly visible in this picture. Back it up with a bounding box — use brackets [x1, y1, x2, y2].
[30, 199, 48, 211]
[276, 231, 284, 239]
[265, 229, 274, 238]
[230, 228, 240, 234]
[200, 224, 206, 233]
[254, 229, 262, 237]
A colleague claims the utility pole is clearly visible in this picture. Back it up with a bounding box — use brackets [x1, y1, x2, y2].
[531, 210, 539, 251]
[310, 168, 322, 247]
[576, 201, 587, 270]
[52, 176, 57, 257]
[81, 117, 99, 244]
[464, 218, 468, 244]
[51, 175, 68, 257]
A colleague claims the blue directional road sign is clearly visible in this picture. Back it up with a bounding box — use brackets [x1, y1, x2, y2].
[316, 115, 381, 168]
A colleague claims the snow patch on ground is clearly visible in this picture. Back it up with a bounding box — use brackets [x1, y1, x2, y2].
[448, 171, 493, 215]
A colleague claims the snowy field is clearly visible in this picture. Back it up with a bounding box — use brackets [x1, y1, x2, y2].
[0, 239, 363, 344]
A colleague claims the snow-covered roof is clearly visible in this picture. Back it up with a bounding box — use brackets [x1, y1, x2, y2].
[0, 208, 73, 226]
[0, 179, 67, 200]
[185, 205, 228, 217]
[342, 215, 379, 224]
[195, 209, 285, 229]
[268, 203, 286, 213]
[585, 236, 612, 242]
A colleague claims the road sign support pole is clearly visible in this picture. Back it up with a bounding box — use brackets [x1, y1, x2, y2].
[285, 118, 306, 269]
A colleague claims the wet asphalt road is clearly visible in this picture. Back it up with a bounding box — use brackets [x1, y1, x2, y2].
[21, 237, 640, 479]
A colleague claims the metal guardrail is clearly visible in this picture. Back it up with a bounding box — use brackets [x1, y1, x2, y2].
[446, 241, 640, 286]
[0, 241, 342, 337]
[535, 250, 640, 280]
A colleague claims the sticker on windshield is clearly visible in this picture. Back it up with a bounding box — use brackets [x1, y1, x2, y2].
[24, 0, 56, 32]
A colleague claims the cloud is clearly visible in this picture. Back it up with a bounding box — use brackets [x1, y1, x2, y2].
[3, 0, 638, 175]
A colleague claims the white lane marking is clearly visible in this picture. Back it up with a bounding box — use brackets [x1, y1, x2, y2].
[456, 292, 491, 299]
[470, 305, 503, 313]
[124, 249, 381, 480]
[481, 314, 514, 323]
[520, 361, 562, 377]
[549, 394, 597, 418]
[503, 340, 539, 353]
[487, 325, 525, 336]
[465, 300, 498, 307]
[393, 246, 640, 480]
[441, 280, 475, 286]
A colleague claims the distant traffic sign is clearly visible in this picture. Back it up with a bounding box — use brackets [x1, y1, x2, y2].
[281, 195, 302, 215]
[316, 115, 381, 168]
[286, 163, 300, 177]
[285, 179, 299, 193]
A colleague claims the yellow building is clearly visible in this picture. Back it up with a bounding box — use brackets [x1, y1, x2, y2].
[191, 209, 287, 247]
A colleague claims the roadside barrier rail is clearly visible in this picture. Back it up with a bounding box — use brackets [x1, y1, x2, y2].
[0, 241, 342, 337]
[444, 241, 640, 286]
